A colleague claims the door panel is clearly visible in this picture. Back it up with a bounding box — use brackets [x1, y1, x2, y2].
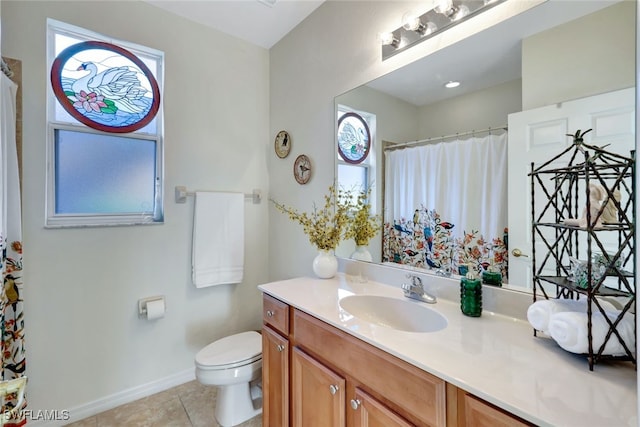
[292, 347, 346, 427]
[507, 87, 634, 290]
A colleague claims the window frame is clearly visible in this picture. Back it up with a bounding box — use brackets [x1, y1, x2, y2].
[45, 19, 165, 228]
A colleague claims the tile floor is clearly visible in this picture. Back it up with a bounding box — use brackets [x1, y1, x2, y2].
[65, 380, 261, 427]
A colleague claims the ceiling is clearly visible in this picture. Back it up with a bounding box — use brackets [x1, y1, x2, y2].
[145, 0, 619, 106]
[145, 0, 325, 49]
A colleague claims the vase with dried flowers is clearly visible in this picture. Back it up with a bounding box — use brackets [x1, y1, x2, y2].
[344, 187, 382, 262]
[271, 185, 352, 278]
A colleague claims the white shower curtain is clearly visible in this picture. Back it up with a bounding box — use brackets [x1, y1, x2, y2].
[385, 133, 507, 237]
[383, 133, 508, 275]
[0, 70, 26, 425]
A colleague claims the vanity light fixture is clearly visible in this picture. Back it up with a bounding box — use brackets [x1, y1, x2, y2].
[444, 80, 461, 88]
[378, 31, 401, 48]
[381, 0, 507, 60]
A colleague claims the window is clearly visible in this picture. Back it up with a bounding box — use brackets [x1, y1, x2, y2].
[46, 19, 164, 227]
[336, 106, 376, 206]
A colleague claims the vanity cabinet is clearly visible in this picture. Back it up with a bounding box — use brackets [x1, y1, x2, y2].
[262, 294, 290, 427]
[262, 293, 533, 427]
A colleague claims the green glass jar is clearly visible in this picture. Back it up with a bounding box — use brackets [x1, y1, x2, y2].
[460, 273, 482, 317]
[482, 270, 502, 287]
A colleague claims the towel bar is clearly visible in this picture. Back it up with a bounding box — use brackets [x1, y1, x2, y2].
[175, 186, 261, 204]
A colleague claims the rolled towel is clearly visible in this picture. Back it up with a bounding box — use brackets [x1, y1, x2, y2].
[526, 298, 617, 334]
[548, 310, 635, 356]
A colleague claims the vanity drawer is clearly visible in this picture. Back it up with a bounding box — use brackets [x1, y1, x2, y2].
[293, 309, 446, 426]
[262, 294, 289, 335]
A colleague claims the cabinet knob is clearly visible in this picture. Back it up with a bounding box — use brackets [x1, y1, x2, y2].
[350, 399, 361, 410]
[329, 384, 339, 395]
[276, 344, 285, 352]
[266, 310, 275, 317]
[512, 248, 529, 258]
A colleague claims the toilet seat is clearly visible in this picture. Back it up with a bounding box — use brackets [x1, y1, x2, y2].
[195, 331, 262, 370]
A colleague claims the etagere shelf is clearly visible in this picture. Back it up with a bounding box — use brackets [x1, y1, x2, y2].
[529, 129, 636, 371]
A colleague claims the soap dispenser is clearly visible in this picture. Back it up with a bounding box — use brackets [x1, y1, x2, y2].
[460, 272, 482, 317]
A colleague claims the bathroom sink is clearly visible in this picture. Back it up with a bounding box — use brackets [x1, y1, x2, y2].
[339, 295, 447, 333]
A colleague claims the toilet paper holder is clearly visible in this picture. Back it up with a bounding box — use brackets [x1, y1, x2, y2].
[138, 295, 166, 319]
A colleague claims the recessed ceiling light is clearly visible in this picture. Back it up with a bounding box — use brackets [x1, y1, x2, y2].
[444, 80, 460, 88]
[257, 0, 277, 7]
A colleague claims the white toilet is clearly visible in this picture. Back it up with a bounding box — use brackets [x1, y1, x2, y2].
[194, 331, 263, 427]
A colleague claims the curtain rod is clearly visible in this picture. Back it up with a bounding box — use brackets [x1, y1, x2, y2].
[384, 125, 508, 151]
[1, 58, 13, 78]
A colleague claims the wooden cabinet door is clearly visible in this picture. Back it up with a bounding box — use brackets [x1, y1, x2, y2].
[292, 347, 346, 427]
[351, 388, 414, 427]
[262, 326, 289, 427]
[460, 392, 531, 427]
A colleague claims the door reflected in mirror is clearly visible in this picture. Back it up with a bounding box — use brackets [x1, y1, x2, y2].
[335, 0, 636, 293]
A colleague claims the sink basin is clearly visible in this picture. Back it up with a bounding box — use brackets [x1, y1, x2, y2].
[339, 295, 447, 333]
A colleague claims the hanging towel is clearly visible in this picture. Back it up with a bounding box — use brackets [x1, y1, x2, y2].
[526, 298, 617, 334]
[548, 310, 635, 356]
[192, 192, 244, 288]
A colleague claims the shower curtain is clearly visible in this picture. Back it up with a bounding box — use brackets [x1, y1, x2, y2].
[1, 71, 26, 425]
[383, 133, 508, 278]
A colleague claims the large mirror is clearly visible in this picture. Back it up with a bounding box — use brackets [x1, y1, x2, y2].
[335, 0, 636, 292]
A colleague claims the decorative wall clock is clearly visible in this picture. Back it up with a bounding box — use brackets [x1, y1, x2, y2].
[274, 130, 291, 158]
[337, 112, 371, 164]
[293, 154, 312, 184]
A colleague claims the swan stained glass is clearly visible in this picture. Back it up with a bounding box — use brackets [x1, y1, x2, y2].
[51, 41, 160, 133]
[337, 112, 371, 164]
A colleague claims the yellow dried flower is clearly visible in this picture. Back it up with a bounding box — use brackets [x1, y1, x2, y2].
[344, 187, 382, 246]
[271, 185, 352, 251]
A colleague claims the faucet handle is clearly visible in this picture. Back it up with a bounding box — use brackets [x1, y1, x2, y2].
[405, 274, 422, 287]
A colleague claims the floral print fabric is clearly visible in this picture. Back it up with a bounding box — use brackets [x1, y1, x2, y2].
[382, 206, 508, 279]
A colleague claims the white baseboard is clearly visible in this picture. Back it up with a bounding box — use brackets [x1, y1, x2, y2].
[30, 369, 196, 427]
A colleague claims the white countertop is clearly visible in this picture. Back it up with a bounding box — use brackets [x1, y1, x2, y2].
[259, 274, 637, 427]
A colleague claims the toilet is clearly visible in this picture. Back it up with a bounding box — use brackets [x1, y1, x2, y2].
[195, 331, 263, 427]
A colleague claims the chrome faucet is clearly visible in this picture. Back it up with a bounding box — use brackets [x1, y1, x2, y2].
[401, 274, 437, 304]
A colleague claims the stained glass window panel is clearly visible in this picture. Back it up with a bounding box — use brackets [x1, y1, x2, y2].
[54, 129, 157, 214]
[337, 112, 371, 164]
[51, 41, 160, 133]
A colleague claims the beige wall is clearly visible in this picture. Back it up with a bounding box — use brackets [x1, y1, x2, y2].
[268, 0, 542, 280]
[2, 0, 269, 418]
[522, 1, 635, 109]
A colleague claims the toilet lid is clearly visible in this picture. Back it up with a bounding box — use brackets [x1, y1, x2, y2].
[195, 331, 262, 368]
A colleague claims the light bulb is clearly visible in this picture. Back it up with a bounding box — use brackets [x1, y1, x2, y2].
[378, 32, 399, 47]
[452, 4, 470, 20]
[444, 80, 461, 88]
[402, 12, 422, 32]
[434, 0, 453, 14]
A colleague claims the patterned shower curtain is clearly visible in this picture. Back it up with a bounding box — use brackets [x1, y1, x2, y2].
[383, 133, 509, 278]
[1, 70, 26, 425]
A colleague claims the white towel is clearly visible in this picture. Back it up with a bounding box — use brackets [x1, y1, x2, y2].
[526, 298, 617, 334]
[548, 310, 635, 356]
[192, 192, 244, 288]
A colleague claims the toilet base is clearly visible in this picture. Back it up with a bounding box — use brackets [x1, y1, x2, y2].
[215, 380, 262, 427]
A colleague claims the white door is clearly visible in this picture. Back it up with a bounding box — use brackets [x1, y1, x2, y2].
[507, 87, 635, 291]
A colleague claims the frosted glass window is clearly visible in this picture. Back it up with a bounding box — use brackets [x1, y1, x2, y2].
[55, 130, 157, 214]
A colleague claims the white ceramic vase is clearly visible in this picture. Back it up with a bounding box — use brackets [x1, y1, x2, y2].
[312, 249, 338, 279]
[350, 245, 373, 262]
